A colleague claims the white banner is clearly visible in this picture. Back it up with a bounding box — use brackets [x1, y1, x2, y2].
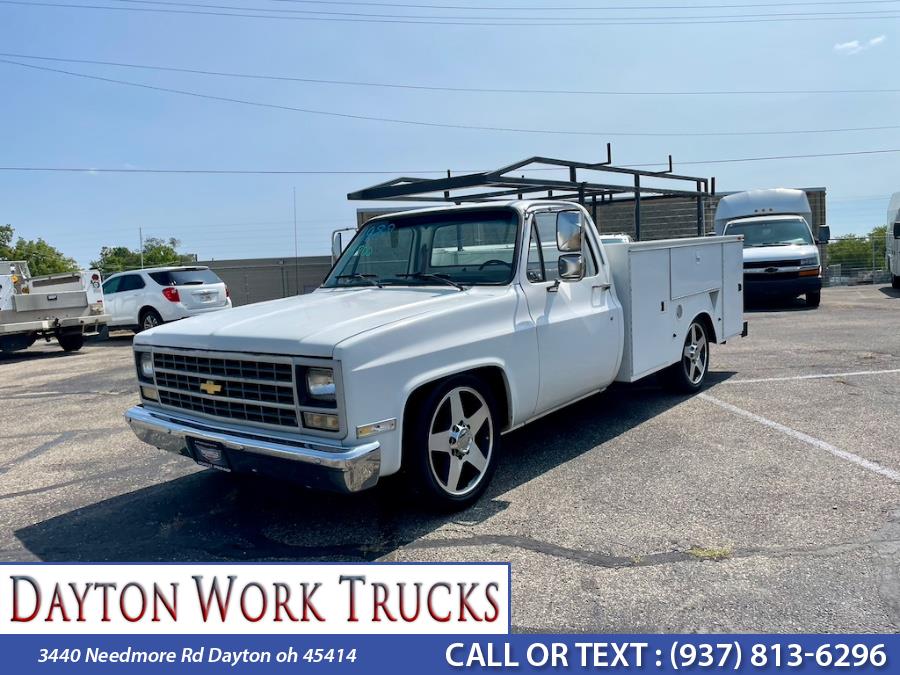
[0, 564, 509, 634]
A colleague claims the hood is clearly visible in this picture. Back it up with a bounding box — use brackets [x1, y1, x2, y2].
[134, 286, 501, 357]
[742, 243, 819, 264]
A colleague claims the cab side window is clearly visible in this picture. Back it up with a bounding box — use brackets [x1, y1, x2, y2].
[102, 277, 121, 294]
[528, 211, 599, 282]
[526, 224, 545, 283]
[118, 274, 146, 292]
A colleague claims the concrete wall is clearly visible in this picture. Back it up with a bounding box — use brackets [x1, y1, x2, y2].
[357, 188, 827, 240]
[203, 188, 827, 306]
[198, 256, 332, 307]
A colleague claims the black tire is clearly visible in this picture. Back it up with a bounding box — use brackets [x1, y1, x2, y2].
[56, 331, 85, 352]
[137, 308, 163, 332]
[404, 374, 501, 511]
[806, 290, 821, 308]
[892, 274, 900, 290]
[661, 318, 710, 394]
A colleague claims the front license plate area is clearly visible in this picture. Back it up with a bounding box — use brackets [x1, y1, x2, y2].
[188, 438, 231, 472]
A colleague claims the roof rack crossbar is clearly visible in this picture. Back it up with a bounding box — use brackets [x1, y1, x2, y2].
[347, 151, 713, 240]
[348, 153, 712, 205]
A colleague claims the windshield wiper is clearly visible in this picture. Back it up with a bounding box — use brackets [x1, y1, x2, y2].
[335, 273, 383, 288]
[395, 273, 465, 291]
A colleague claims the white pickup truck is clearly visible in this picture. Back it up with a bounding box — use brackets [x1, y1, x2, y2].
[1, 261, 109, 353]
[125, 198, 746, 508]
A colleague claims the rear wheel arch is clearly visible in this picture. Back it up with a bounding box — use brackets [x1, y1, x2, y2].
[137, 306, 163, 331]
[693, 311, 718, 344]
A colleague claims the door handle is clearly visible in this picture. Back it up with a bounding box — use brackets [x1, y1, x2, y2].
[593, 283, 611, 291]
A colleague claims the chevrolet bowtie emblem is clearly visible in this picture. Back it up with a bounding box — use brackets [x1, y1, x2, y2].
[200, 380, 222, 395]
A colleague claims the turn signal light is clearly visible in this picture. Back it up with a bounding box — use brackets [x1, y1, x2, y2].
[799, 267, 821, 277]
[303, 412, 340, 431]
[162, 287, 181, 302]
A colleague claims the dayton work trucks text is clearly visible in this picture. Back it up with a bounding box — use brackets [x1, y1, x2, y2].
[125, 157, 746, 508]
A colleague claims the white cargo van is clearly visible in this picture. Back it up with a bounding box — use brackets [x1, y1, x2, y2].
[715, 189, 828, 307]
[887, 192, 900, 289]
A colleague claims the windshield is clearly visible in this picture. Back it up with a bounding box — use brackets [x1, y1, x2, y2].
[323, 208, 520, 288]
[725, 219, 814, 247]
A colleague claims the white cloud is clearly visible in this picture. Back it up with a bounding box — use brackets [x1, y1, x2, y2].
[834, 35, 887, 55]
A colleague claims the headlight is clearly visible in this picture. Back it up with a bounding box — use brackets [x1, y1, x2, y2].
[306, 368, 336, 402]
[799, 256, 819, 267]
[139, 352, 154, 379]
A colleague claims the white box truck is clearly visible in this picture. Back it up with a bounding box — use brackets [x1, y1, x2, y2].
[887, 192, 900, 289]
[714, 189, 828, 307]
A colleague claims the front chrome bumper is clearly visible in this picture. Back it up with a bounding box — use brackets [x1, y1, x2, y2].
[124, 405, 380, 493]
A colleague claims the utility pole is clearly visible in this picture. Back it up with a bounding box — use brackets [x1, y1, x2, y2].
[139, 227, 144, 269]
[293, 187, 300, 295]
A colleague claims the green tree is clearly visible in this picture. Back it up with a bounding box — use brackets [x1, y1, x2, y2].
[0, 224, 13, 259]
[826, 225, 887, 272]
[92, 237, 196, 274]
[0, 224, 79, 275]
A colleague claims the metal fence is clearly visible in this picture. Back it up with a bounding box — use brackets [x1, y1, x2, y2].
[823, 235, 891, 287]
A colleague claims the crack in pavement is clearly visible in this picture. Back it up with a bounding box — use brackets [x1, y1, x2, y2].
[0, 432, 75, 475]
[393, 533, 899, 569]
[0, 390, 132, 400]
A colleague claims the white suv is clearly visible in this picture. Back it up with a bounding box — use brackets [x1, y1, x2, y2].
[102, 266, 232, 332]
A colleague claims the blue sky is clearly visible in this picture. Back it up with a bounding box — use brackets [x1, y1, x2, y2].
[1, 1, 898, 266]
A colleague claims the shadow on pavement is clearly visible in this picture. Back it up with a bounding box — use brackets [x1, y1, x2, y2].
[15, 373, 735, 562]
[878, 285, 899, 299]
[744, 296, 817, 313]
[0, 333, 133, 364]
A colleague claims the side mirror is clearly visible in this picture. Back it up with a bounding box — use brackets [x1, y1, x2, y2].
[556, 211, 583, 252]
[893, 222, 900, 239]
[331, 230, 344, 264]
[817, 226, 831, 245]
[558, 253, 585, 282]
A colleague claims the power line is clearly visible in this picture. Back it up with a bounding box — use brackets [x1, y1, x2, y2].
[3, 0, 900, 24]
[2, 148, 900, 176]
[258, 0, 900, 9]
[4, 52, 899, 97]
[101, 0, 900, 20]
[4, 58, 900, 138]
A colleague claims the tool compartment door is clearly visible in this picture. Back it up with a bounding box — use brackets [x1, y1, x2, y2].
[722, 240, 745, 339]
[629, 248, 674, 378]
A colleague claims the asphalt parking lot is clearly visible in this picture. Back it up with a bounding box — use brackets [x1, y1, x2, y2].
[1, 284, 898, 632]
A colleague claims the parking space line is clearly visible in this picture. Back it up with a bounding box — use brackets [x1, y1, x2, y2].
[699, 393, 900, 483]
[722, 368, 900, 384]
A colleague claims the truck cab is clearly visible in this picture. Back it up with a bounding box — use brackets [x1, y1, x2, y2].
[714, 189, 826, 308]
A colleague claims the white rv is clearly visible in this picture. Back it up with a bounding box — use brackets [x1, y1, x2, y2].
[715, 189, 828, 307]
[887, 192, 900, 289]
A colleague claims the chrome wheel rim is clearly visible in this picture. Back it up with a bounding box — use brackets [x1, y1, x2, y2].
[428, 386, 493, 497]
[143, 314, 159, 330]
[682, 322, 708, 385]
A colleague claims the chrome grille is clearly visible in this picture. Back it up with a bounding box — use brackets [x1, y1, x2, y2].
[152, 351, 298, 428]
[744, 259, 801, 269]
